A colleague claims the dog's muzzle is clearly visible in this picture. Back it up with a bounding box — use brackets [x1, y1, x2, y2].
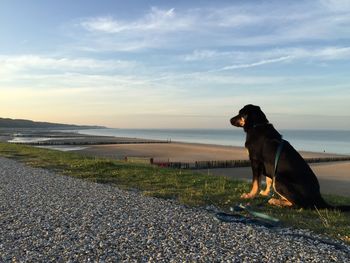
[231, 115, 245, 127]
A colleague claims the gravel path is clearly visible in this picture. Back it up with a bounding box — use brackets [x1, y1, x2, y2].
[0, 157, 349, 262]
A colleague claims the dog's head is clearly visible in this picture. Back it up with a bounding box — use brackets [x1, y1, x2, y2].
[230, 104, 268, 131]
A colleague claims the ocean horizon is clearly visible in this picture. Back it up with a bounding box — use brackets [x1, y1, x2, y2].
[76, 128, 350, 155]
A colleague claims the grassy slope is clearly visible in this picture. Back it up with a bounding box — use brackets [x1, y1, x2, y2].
[0, 142, 349, 244]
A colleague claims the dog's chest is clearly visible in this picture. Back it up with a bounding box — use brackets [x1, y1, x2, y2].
[245, 146, 260, 160]
[245, 139, 264, 160]
[245, 147, 249, 157]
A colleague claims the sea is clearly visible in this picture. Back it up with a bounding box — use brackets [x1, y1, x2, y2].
[76, 128, 350, 155]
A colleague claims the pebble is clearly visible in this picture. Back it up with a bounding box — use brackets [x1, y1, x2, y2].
[0, 157, 349, 262]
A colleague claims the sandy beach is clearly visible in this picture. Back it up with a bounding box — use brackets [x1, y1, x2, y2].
[2, 129, 349, 197]
[76, 142, 350, 197]
[76, 141, 344, 161]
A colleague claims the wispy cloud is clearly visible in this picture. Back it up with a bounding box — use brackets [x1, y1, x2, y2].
[320, 0, 350, 11]
[0, 55, 135, 75]
[182, 46, 350, 66]
[74, 2, 350, 52]
[295, 46, 350, 60]
[211, 56, 292, 72]
[183, 50, 230, 61]
[81, 7, 192, 34]
[81, 16, 126, 33]
[0, 53, 287, 93]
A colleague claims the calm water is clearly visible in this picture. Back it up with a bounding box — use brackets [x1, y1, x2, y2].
[77, 128, 350, 155]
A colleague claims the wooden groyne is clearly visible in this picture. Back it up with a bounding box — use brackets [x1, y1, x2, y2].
[152, 159, 250, 169]
[152, 156, 350, 169]
[305, 156, 350, 164]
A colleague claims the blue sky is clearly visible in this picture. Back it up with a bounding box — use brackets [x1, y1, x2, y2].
[1, 0, 350, 129]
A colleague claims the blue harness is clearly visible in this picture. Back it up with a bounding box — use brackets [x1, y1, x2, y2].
[268, 139, 286, 198]
[253, 123, 285, 177]
[274, 139, 286, 178]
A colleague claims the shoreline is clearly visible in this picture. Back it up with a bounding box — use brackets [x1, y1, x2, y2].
[75, 128, 350, 155]
[75, 140, 348, 162]
[1, 129, 349, 197]
[2, 129, 349, 163]
[2, 128, 349, 157]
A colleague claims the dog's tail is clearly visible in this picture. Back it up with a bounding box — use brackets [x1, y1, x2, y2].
[316, 197, 350, 212]
[332, 205, 350, 212]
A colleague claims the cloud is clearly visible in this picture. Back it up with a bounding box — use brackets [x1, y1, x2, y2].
[79, 5, 270, 37]
[81, 7, 192, 34]
[0, 55, 135, 75]
[81, 16, 125, 33]
[212, 56, 292, 72]
[183, 49, 229, 61]
[145, 72, 288, 87]
[182, 46, 350, 68]
[299, 46, 350, 60]
[270, 46, 350, 61]
[72, 2, 350, 52]
[76, 7, 194, 52]
[0, 54, 189, 102]
[181, 46, 350, 76]
[320, 0, 350, 11]
[80, 6, 265, 36]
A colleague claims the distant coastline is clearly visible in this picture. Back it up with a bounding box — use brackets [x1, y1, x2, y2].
[0, 117, 106, 130]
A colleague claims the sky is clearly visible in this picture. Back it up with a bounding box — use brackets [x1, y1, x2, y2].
[1, 0, 350, 129]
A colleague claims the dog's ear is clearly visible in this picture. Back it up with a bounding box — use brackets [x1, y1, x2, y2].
[245, 106, 268, 128]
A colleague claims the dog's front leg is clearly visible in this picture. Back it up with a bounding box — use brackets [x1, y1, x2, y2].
[241, 161, 262, 199]
[260, 176, 273, 196]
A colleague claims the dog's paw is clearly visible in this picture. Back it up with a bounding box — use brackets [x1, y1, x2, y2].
[268, 198, 279, 206]
[268, 198, 293, 207]
[240, 192, 256, 199]
[259, 190, 271, 196]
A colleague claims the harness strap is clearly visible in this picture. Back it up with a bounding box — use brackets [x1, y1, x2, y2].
[274, 139, 285, 178]
[268, 139, 285, 198]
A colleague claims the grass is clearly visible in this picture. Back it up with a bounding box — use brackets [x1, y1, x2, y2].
[0, 142, 349, 244]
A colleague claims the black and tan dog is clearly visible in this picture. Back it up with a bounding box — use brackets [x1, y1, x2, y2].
[231, 104, 349, 211]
